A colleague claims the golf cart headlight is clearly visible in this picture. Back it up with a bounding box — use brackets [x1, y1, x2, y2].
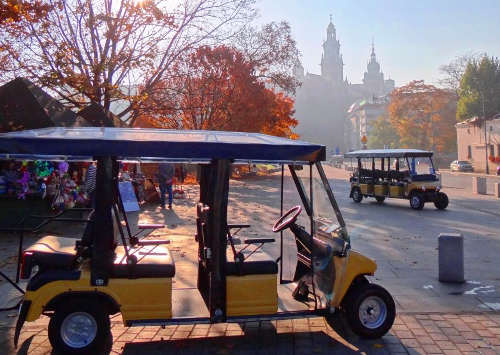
[421, 185, 426, 191]
[436, 185, 441, 191]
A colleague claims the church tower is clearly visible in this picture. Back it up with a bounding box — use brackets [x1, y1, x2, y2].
[321, 16, 344, 84]
[363, 40, 385, 97]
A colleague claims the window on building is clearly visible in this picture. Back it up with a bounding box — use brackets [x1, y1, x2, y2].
[467, 146, 472, 159]
[490, 126, 493, 131]
[491, 145, 495, 156]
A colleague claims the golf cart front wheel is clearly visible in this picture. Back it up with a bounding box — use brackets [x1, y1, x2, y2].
[409, 192, 425, 210]
[352, 187, 363, 203]
[434, 192, 449, 210]
[48, 298, 111, 355]
[343, 284, 395, 339]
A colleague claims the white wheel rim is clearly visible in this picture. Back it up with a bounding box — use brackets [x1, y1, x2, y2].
[358, 296, 387, 329]
[411, 196, 419, 207]
[61, 312, 97, 349]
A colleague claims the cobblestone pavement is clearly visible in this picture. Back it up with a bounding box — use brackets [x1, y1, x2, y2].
[2, 313, 500, 354]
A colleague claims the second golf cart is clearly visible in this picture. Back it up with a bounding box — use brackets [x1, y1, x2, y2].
[345, 149, 448, 210]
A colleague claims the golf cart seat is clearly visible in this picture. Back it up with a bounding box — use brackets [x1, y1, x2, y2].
[22, 236, 81, 272]
[112, 244, 176, 278]
[110, 206, 175, 279]
[226, 250, 278, 276]
[20, 211, 95, 278]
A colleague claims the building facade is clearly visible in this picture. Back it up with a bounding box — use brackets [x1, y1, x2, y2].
[346, 95, 390, 150]
[455, 117, 500, 173]
[292, 18, 394, 154]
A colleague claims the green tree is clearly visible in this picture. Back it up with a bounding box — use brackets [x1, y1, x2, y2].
[369, 114, 401, 149]
[457, 55, 500, 121]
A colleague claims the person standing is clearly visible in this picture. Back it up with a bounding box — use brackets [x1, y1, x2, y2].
[158, 162, 175, 209]
[84, 162, 97, 208]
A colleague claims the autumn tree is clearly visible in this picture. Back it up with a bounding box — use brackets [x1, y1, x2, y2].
[0, 0, 257, 123]
[138, 45, 298, 138]
[389, 80, 457, 154]
[368, 114, 401, 149]
[456, 55, 500, 121]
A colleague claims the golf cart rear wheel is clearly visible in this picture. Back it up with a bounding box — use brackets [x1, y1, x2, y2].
[434, 192, 449, 210]
[48, 298, 110, 355]
[352, 187, 363, 203]
[409, 192, 425, 210]
[375, 196, 385, 203]
[343, 284, 395, 339]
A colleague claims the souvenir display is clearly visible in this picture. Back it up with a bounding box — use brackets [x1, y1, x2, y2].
[0, 160, 89, 210]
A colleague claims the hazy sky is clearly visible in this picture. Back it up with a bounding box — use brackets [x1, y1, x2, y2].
[254, 0, 500, 88]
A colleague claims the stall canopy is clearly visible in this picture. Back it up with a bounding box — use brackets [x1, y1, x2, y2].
[78, 102, 129, 128]
[0, 77, 90, 133]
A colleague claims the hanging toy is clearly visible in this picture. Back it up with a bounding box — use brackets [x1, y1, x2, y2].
[36, 161, 53, 178]
[17, 171, 30, 200]
[58, 161, 69, 177]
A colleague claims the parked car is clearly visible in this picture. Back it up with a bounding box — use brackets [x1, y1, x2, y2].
[450, 160, 474, 172]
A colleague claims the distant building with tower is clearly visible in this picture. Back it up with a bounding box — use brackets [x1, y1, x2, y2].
[292, 17, 394, 153]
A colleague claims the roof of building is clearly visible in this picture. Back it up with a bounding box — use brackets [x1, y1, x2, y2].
[0, 77, 90, 133]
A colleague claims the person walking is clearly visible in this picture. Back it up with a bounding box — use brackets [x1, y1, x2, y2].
[84, 162, 97, 208]
[158, 162, 175, 209]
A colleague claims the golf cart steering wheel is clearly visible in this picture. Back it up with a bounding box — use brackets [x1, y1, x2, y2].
[273, 206, 302, 233]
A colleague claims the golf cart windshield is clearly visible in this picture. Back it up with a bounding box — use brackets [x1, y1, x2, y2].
[289, 163, 348, 308]
[406, 156, 436, 179]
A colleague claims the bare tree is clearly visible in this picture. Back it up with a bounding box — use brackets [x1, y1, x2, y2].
[438, 51, 482, 99]
[233, 21, 301, 94]
[0, 0, 257, 125]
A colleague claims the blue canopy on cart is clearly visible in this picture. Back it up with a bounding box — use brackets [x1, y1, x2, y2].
[0, 127, 326, 164]
[344, 149, 433, 159]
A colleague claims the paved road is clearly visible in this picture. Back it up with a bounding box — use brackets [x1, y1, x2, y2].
[322, 166, 500, 314]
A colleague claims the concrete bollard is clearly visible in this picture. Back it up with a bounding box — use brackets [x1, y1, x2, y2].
[472, 177, 486, 195]
[439, 233, 464, 283]
[495, 183, 500, 198]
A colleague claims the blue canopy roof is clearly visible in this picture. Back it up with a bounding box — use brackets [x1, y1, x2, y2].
[344, 149, 433, 159]
[0, 127, 326, 164]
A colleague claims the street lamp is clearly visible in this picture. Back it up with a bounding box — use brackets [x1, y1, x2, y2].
[481, 80, 490, 174]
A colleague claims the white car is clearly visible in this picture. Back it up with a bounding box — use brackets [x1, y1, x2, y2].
[450, 160, 474, 172]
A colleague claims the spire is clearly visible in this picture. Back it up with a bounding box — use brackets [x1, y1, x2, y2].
[370, 38, 377, 62]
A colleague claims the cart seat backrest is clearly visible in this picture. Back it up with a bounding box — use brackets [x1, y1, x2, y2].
[226, 250, 278, 276]
[80, 210, 95, 247]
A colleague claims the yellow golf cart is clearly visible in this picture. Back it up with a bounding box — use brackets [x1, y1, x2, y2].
[345, 149, 448, 210]
[0, 128, 395, 354]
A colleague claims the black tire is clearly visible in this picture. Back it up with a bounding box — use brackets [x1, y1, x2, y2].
[48, 298, 111, 355]
[434, 192, 449, 210]
[352, 187, 363, 203]
[375, 196, 385, 203]
[343, 284, 395, 339]
[409, 192, 424, 210]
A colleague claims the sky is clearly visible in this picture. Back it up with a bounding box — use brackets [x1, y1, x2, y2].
[254, 0, 500, 88]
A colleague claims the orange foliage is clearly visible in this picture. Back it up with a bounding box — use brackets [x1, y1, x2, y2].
[137, 45, 298, 138]
[389, 80, 457, 153]
[0, 0, 54, 25]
